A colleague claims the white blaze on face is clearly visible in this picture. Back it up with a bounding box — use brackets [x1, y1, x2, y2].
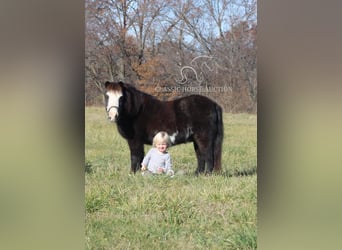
[106, 90, 123, 122]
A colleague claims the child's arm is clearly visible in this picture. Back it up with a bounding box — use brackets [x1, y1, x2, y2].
[165, 154, 172, 171]
[141, 149, 152, 171]
[164, 154, 174, 176]
[156, 154, 172, 174]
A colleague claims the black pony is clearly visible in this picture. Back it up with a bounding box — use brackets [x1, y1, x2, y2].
[104, 81, 223, 174]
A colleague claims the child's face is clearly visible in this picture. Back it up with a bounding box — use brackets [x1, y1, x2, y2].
[156, 142, 168, 153]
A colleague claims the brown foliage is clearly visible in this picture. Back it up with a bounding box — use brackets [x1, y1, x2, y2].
[85, 0, 257, 113]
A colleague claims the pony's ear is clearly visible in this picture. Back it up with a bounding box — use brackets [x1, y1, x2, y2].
[104, 81, 111, 88]
[118, 81, 124, 88]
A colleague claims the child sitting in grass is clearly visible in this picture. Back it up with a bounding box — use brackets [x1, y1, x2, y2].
[141, 131, 174, 176]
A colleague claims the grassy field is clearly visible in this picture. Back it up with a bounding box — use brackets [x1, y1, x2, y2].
[85, 107, 257, 249]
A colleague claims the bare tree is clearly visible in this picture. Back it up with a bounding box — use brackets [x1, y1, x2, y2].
[85, 0, 257, 113]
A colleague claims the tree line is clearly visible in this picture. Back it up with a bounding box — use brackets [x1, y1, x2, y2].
[86, 0, 256, 113]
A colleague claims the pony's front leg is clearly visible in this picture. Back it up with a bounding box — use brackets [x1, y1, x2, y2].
[128, 140, 144, 173]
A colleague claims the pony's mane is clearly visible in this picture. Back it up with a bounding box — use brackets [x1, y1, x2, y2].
[122, 82, 158, 100]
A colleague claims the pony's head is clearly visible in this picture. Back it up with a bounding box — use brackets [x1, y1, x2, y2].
[104, 81, 123, 122]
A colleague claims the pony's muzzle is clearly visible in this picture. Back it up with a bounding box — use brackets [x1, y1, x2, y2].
[107, 113, 119, 123]
[107, 115, 117, 122]
[106, 105, 119, 122]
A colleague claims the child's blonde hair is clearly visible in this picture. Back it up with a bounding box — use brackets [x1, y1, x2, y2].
[152, 131, 171, 147]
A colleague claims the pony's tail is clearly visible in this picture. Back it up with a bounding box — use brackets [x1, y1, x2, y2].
[213, 104, 223, 172]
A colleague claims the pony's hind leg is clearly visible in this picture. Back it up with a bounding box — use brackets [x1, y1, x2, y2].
[193, 142, 205, 174]
[193, 141, 206, 174]
[204, 144, 214, 174]
[193, 133, 216, 174]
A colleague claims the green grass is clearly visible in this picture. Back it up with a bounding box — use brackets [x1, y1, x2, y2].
[85, 107, 257, 249]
